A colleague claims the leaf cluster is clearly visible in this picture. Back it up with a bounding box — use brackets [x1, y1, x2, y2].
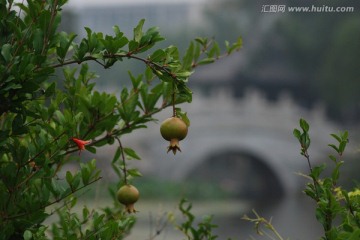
[176, 198, 219, 240]
[245, 119, 360, 240]
[294, 119, 360, 240]
[0, 0, 241, 239]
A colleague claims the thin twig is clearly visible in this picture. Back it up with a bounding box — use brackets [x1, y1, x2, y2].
[303, 149, 321, 202]
[115, 137, 127, 184]
[147, 212, 168, 240]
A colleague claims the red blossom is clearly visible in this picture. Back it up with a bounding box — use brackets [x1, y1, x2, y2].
[71, 137, 91, 154]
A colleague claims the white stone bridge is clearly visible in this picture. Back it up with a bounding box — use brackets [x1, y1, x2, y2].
[114, 89, 346, 200]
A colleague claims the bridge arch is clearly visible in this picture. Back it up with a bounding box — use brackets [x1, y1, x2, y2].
[119, 92, 338, 198]
[185, 148, 285, 201]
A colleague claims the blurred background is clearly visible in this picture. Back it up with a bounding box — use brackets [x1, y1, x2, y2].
[60, 0, 360, 239]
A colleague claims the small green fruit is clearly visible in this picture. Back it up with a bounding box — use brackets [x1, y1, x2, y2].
[117, 184, 140, 213]
[160, 117, 188, 154]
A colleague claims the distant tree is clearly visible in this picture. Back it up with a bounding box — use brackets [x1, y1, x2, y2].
[259, 11, 360, 123]
[317, 18, 360, 122]
[203, 0, 360, 123]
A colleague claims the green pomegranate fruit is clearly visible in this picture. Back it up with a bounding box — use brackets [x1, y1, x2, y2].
[160, 117, 188, 155]
[117, 184, 140, 213]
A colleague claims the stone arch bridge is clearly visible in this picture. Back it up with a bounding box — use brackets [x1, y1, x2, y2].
[99, 89, 348, 200]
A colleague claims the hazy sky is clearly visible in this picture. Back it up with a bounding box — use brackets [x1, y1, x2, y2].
[65, 0, 206, 8]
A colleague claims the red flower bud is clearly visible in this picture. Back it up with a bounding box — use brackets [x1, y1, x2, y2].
[71, 137, 91, 155]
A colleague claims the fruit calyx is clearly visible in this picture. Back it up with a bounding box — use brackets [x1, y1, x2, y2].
[117, 184, 140, 213]
[160, 117, 188, 155]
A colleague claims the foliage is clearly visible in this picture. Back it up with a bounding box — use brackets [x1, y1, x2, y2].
[245, 118, 360, 240]
[176, 199, 219, 240]
[0, 0, 241, 239]
[294, 119, 360, 240]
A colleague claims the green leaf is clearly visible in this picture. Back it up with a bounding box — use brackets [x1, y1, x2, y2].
[12, 113, 25, 133]
[74, 40, 88, 61]
[330, 133, 342, 143]
[86, 145, 97, 154]
[145, 66, 154, 82]
[72, 174, 81, 189]
[84, 27, 95, 51]
[328, 155, 337, 162]
[182, 41, 194, 70]
[195, 37, 207, 46]
[133, 19, 145, 42]
[66, 171, 73, 185]
[315, 207, 326, 228]
[128, 40, 139, 52]
[225, 37, 243, 54]
[193, 41, 201, 63]
[140, 84, 162, 113]
[128, 71, 143, 90]
[150, 49, 165, 62]
[208, 41, 220, 58]
[57, 32, 77, 61]
[0, 130, 10, 146]
[127, 168, 142, 177]
[33, 28, 44, 54]
[124, 147, 141, 160]
[197, 58, 215, 65]
[45, 82, 56, 97]
[82, 206, 90, 220]
[1, 43, 12, 62]
[310, 164, 326, 179]
[120, 88, 129, 103]
[342, 223, 353, 232]
[112, 147, 122, 163]
[176, 71, 193, 78]
[119, 89, 139, 123]
[81, 166, 90, 185]
[23, 230, 33, 240]
[70, 196, 78, 208]
[299, 118, 309, 132]
[331, 161, 343, 182]
[339, 140, 347, 154]
[328, 144, 339, 153]
[176, 109, 190, 127]
[3, 83, 22, 91]
[112, 25, 123, 37]
[293, 128, 301, 140]
[176, 83, 193, 103]
[342, 131, 349, 141]
[116, 36, 129, 49]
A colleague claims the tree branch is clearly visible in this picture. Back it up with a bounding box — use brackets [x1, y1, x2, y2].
[3, 176, 102, 221]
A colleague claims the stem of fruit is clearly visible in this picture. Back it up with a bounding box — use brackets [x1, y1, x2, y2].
[115, 136, 128, 185]
[172, 81, 176, 117]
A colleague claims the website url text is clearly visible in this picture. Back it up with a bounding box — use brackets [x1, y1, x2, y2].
[261, 5, 355, 13]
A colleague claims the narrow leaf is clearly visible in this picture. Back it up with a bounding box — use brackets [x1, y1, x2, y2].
[1, 44, 12, 62]
[293, 128, 301, 140]
[133, 19, 145, 42]
[299, 118, 309, 132]
[124, 147, 141, 160]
